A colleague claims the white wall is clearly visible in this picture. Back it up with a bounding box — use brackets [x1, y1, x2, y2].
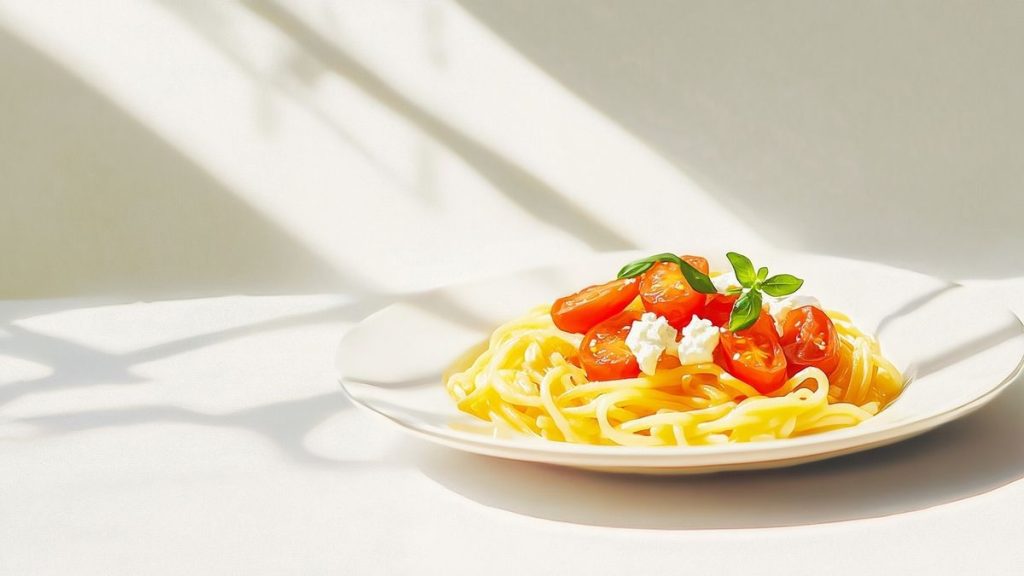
[2, 0, 1022, 299]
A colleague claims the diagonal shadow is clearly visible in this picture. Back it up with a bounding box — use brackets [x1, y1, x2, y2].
[0, 298, 378, 409]
[452, 0, 1024, 279]
[0, 286, 499, 467]
[876, 283, 958, 335]
[123, 296, 394, 365]
[150, 0, 423, 201]
[913, 319, 1024, 380]
[0, 282, 499, 414]
[0, 323, 145, 407]
[12, 392, 362, 468]
[239, 0, 635, 252]
[0, 26, 354, 299]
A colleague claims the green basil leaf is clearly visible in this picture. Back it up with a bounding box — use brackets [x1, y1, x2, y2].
[678, 261, 717, 294]
[761, 274, 804, 297]
[616, 252, 684, 278]
[727, 252, 756, 288]
[617, 260, 656, 279]
[618, 253, 683, 276]
[756, 266, 769, 284]
[651, 253, 684, 267]
[728, 289, 763, 332]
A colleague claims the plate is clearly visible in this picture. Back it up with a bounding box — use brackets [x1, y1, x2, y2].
[336, 250, 1024, 474]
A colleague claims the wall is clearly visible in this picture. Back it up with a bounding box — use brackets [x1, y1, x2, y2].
[1, 0, 1021, 300]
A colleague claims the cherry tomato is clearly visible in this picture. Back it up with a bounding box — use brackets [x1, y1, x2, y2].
[703, 293, 739, 327]
[551, 277, 640, 334]
[680, 255, 709, 272]
[716, 312, 788, 394]
[779, 305, 840, 375]
[657, 354, 681, 370]
[579, 309, 641, 381]
[639, 255, 709, 330]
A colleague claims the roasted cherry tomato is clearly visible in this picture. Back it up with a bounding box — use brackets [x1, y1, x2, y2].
[551, 277, 640, 334]
[703, 293, 739, 327]
[639, 255, 709, 330]
[779, 305, 840, 375]
[579, 309, 641, 381]
[716, 312, 788, 394]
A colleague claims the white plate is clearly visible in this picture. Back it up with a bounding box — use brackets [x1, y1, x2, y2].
[337, 250, 1024, 474]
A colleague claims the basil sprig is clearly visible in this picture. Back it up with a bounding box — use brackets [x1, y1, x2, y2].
[617, 253, 717, 294]
[724, 251, 804, 331]
[617, 251, 804, 332]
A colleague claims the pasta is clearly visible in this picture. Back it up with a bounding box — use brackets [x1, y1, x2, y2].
[446, 304, 904, 446]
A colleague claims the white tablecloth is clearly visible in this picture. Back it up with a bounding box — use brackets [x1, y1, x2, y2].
[3, 292, 1023, 575]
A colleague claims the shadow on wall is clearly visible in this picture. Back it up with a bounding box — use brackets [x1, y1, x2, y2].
[234, 0, 634, 252]
[457, 0, 1024, 279]
[0, 28, 346, 299]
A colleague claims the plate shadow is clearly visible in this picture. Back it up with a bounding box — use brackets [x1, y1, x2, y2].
[410, 377, 1024, 530]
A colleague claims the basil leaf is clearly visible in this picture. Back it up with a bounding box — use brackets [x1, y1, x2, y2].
[617, 260, 656, 279]
[678, 261, 717, 294]
[756, 266, 769, 284]
[728, 289, 763, 332]
[727, 252, 756, 288]
[647, 253, 684, 268]
[761, 274, 804, 297]
[616, 253, 685, 278]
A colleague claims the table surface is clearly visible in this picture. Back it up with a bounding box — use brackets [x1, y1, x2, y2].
[3, 288, 1024, 575]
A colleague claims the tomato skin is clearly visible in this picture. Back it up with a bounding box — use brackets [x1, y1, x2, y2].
[779, 306, 840, 375]
[551, 277, 640, 334]
[680, 255, 710, 274]
[638, 255, 709, 330]
[716, 312, 788, 394]
[579, 309, 641, 381]
[704, 293, 739, 327]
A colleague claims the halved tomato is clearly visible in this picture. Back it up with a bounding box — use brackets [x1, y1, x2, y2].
[578, 309, 641, 381]
[779, 305, 839, 375]
[639, 255, 709, 330]
[703, 293, 739, 327]
[551, 277, 639, 334]
[716, 312, 788, 394]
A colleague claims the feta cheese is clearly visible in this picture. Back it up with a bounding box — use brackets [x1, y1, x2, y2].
[766, 295, 822, 332]
[711, 271, 741, 293]
[677, 315, 720, 365]
[625, 313, 678, 375]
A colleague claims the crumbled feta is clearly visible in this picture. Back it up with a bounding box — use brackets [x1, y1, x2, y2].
[711, 271, 741, 293]
[677, 315, 720, 365]
[766, 295, 822, 332]
[625, 313, 678, 375]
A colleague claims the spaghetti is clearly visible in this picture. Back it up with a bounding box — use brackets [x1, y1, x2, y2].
[446, 305, 903, 446]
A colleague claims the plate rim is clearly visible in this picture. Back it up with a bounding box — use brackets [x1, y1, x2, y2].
[337, 251, 1024, 470]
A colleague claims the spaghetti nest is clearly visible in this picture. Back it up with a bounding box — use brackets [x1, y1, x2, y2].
[446, 306, 903, 446]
